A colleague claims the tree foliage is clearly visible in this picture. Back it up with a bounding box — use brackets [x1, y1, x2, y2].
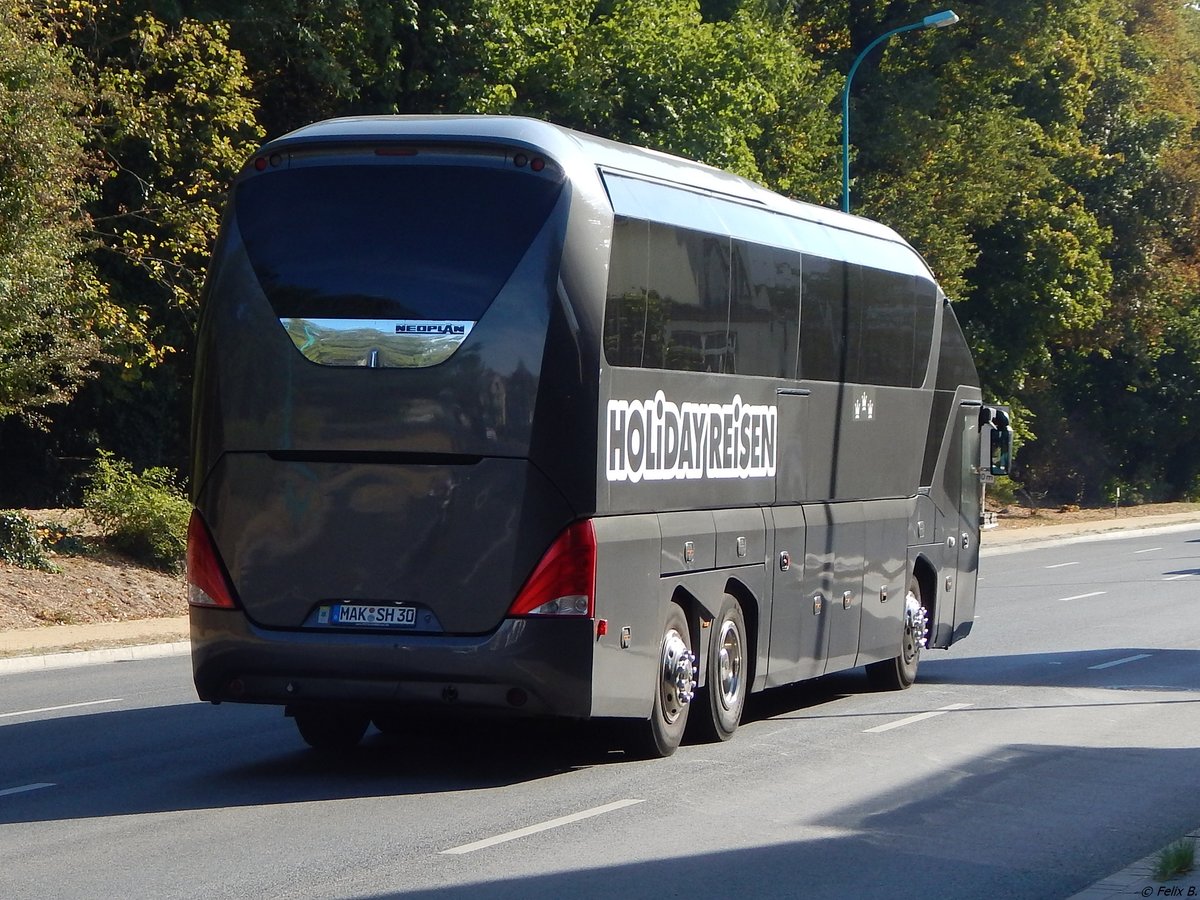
[1, 0, 1199, 505]
[89, 10, 263, 363]
[0, 1, 104, 420]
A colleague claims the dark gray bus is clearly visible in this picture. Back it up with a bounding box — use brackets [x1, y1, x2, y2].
[188, 115, 1011, 756]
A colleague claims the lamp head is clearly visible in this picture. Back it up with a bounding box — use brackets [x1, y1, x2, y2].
[923, 10, 960, 27]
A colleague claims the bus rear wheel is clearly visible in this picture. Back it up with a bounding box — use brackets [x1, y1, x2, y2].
[690, 595, 747, 742]
[625, 603, 696, 758]
[866, 576, 928, 691]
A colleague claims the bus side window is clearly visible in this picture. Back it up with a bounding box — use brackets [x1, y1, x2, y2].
[800, 255, 848, 382]
[648, 224, 730, 372]
[730, 240, 801, 379]
[603, 216, 650, 367]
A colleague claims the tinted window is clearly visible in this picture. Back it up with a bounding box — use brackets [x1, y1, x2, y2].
[236, 164, 564, 320]
[604, 216, 652, 367]
[920, 301, 980, 484]
[603, 208, 933, 387]
[935, 302, 978, 392]
[856, 266, 918, 386]
[800, 255, 849, 382]
[730, 241, 801, 378]
[649, 223, 730, 372]
[802, 261, 935, 387]
[604, 219, 732, 371]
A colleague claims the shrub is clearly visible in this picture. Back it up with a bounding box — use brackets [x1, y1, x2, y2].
[986, 476, 1020, 507]
[0, 510, 58, 572]
[1154, 838, 1196, 881]
[83, 451, 190, 571]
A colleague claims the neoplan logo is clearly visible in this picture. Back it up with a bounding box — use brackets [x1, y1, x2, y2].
[395, 323, 467, 335]
[607, 391, 777, 483]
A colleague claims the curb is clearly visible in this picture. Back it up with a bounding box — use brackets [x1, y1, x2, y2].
[0, 640, 190, 676]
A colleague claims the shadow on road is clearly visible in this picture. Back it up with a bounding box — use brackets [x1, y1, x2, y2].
[0, 646, 1195, 842]
[337, 742, 1200, 899]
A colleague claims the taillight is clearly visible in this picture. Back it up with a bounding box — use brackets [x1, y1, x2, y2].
[508, 521, 597, 617]
[186, 510, 238, 609]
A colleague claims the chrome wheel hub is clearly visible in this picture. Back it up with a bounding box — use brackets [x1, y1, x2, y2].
[660, 628, 696, 724]
[715, 618, 743, 711]
[903, 589, 929, 664]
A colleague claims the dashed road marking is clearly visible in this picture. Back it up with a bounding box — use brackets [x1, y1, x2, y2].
[441, 799, 645, 855]
[1058, 591, 1106, 602]
[0, 699, 123, 720]
[1089, 653, 1152, 671]
[1045, 562, 1080, 569]
[863, 703, 971, 734]
[0, 783, 54, 798]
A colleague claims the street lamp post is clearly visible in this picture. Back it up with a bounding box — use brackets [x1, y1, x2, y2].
[841, 9, 960, 214]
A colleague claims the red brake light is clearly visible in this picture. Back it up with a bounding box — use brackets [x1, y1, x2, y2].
[508, 521, 597, 617]
[186, 511, 238, 609]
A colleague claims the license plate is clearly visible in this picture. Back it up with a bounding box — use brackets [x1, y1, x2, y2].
[324, 604, 417, 628]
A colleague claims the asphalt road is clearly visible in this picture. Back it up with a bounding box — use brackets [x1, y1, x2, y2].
[1, 524, 1198, 899]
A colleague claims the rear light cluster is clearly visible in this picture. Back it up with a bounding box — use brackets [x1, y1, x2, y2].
[252, 153, 283, 172]
[512, 152, 546, 172]
[507, 520, 596, 617]
[186, 511, 239, 609]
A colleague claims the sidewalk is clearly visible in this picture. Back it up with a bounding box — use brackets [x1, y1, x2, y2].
[983, 509, 1200, 547]
[0, 615, 188, 674]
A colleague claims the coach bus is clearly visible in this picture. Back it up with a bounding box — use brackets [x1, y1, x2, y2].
[187, 115, 1011, 757]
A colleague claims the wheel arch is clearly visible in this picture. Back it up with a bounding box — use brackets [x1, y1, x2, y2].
[667, 579, 759, 694]
[911, 552, 937, 638]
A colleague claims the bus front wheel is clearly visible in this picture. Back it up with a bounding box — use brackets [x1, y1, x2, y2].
[866, 576, 928, 691]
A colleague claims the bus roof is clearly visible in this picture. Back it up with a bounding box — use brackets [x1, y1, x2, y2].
[259, 114, 924, 270]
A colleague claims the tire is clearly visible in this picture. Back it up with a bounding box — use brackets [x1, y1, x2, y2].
[689, 595, 747, 743]
[371, 713, 405, 736]
[624, 603, 696, 759]
[294, 708, 370, 751]
[866, 575, 928, 691]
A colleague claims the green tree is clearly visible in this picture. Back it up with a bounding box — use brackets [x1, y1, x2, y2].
[92, 12, 262, 362]
[466, 0, 841, 198]
[0, 5, 263, 503]
[0, 0, 106, 421]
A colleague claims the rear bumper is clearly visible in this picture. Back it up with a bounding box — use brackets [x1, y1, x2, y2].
[190, 606, 594, 719]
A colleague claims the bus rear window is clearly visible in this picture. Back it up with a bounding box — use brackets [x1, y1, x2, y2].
[235, 163, 564, 321]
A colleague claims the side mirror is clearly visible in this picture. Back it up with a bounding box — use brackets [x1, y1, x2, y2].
[979, 406, 1012, 477]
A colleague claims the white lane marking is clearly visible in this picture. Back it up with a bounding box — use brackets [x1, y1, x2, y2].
[1089, 653, 1152, 671]
[0, 699, 123, 720]
[1058, 591, 1106, 602]
[1045, 561, 1080, 569]
[1134, 547, 1163, 554]
[0, 783, 54, 798]
[441, 799, 645, 855]
[863, 703, 971, 734]
[1165, 573, 1196, 581]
